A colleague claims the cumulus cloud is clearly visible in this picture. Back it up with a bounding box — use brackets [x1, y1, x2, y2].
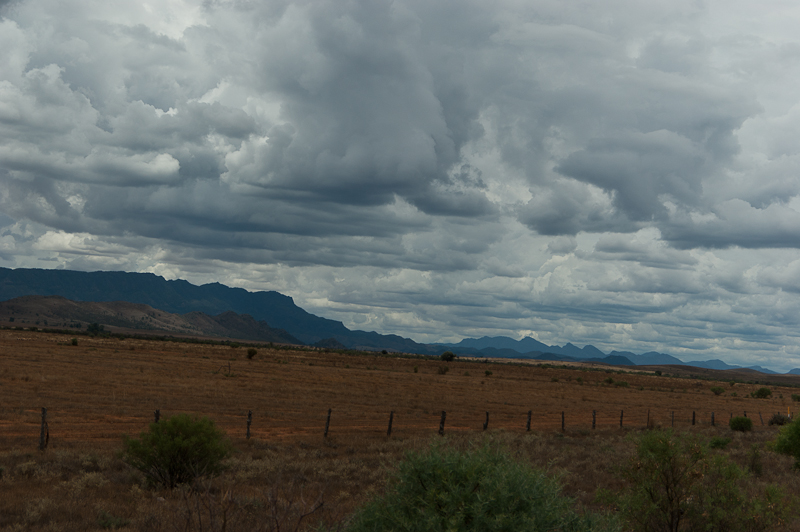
[4, 0, 800, 369]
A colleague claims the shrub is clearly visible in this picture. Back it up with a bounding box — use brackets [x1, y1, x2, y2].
[774, 419, 800, 468]
[246, 348, 257, 359]
[710, 386, 725, 396]
[752, 387, 772, 399]
[604, 377, 614, 385]
[709, 436, 731, 449]
[768, 413, 791, 426]
[437, 366, 449, 375]
[730, 416, 753, 432]
[792, 394, 800, 402]
[654, 370, 662, 376]
[71, 338, 78, 346]
[440, 351, 455, 362]
[413, 365, 418, 373]
[347, 443, 614, 532]
[485, 370, 493, 377]
[613, 429, 788, 532]
[122, 414, 233, 489]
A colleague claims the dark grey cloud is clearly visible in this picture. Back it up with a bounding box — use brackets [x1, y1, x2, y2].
[3, 0, 800, 370]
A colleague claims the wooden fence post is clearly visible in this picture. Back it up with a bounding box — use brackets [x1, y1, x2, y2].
[592, 410, 596, 430]
[692, 411, 695, 426]
[39, 407, 48, 451]
[671, 411, 674, 427]
[744, 411, 747, 418]
[387, 411, 394, 437]
[154, 409, 160, 423]
[246, 410, 252, 439]
[562, 411, 565, 432]
[620, 410, 624, 428]
[711, 412, 715, 426]
[526, 410, 532, 432]
[759, 412, 764, 426]
[438, 411, 446, 436]
[483, 412, 489, 431]
[324, 409, 332, 438]
[647, 409, 650, 428]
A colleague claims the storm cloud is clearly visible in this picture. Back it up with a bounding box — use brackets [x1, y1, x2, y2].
[3, 0, 800, 369]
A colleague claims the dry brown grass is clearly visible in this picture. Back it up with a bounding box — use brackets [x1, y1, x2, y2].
[3, 329, 800, 530]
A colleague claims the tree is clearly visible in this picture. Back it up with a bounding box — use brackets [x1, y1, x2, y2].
[123, 414, 233, 489]
[440, 351, 455, 362]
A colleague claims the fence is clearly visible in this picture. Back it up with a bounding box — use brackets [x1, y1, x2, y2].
[14, 406, 792, 450]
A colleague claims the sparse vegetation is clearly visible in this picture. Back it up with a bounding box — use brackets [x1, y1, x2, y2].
[769, 413, 791, 426]
[247, 348, 257, 359]
[437, 365, 450, 375]
[710, 386, 725, 396]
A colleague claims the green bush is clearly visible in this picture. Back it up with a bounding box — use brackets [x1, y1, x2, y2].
[710, 386, 725, 396]
[613, 429, 788, 532]
[774, 419, 800, 468]
[730, 416, 753, 432]
[246, 348, 257, 359]
[347, 442, 616, 532]
[71, 337, 78, 346]
[485, 370, 493, 377]
[709, 436, 731, 450]
[440, 351, 456, 362]
[437, 365, 449, 375]
[122, 414, 232, 489]
[752, 387, 772, 399]
[792, 394, 800, 402]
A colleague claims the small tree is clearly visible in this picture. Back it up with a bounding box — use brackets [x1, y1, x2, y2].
[440, 351, 455, 362]
[246, 348, 257, 359]
[710, 386, 725, 396]
[123, 414, 232, 489]
[774, 419, 800, 468]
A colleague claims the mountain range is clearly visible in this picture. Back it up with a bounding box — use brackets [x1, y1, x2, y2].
[0, 267, 791, 374]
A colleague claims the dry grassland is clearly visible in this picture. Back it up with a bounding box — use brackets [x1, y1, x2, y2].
[2, 329, 800, 530]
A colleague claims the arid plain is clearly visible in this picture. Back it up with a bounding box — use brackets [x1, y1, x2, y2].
[3, 328, 800, 530]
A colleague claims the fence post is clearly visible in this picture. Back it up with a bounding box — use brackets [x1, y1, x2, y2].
[154, 409, 160, 423]
[387, 411, 394, 437]
[324, 409, 332, 438]
[246, 410, 252, 439]
[526, 410, 532, 432]
[562, 411, 565, 432]
[647, 409, 650, 428]
[711, 412, 715, 426]
[759, 412, 764, 426]
[671, 411, 674, 427]
[744, 411, 747, 418]
[483, 411, 489, 431]
[692, 411, 695, 426]
[438, 411, 446, 436]
[620, 410, 624, 428]
[592, 410, 596, 430]
[39, 407, 48, 451]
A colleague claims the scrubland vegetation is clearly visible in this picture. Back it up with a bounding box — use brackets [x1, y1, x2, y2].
[4, 329, 800, 530]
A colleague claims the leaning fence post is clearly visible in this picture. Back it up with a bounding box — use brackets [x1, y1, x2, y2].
[387, 411, 394, 437]
[526, 410, 532, 432]
[483, 412, 489, 431]
[246, 410, 252, 439]
[759, 412, 764, 426]
[324, 409, 332, 438]
[592, 410, 596, 430]
[39, 407, 49, 451]
[438, 411, 446, 436]
[154, 409, 160, 423]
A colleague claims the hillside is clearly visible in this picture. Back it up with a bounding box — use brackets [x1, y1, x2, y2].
[0, 295, 301, 344]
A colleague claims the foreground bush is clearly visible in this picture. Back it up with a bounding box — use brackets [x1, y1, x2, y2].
[347, 442, 617, 532]
[123, 414, 233, 489]
[774, 419, 800, 469]
[612, 429, 788, 532]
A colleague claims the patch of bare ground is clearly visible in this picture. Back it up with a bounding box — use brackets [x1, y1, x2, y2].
[2, 329, 800, 530]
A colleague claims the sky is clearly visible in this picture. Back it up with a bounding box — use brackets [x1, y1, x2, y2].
[2, 0, 800, 370]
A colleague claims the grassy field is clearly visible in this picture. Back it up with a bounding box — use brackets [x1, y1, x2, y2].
[2, 328, 800, 530]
